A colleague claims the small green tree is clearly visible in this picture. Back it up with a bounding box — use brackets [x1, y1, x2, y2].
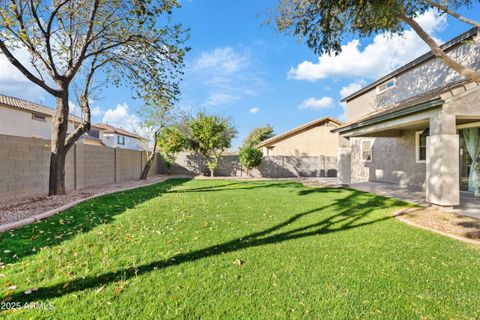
[187, 113, 237, 177]
[157, 125, 187, 173]
[239, 145, 263, 177]
[244, 125, 274, 147]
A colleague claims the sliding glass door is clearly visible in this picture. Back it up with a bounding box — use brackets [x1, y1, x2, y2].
[460, 128, 480, 193]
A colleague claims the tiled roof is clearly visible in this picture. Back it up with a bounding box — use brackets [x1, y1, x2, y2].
[256, 117, 342, 148]
[95, 123, 146, 140]
[0, 94, 83, 122]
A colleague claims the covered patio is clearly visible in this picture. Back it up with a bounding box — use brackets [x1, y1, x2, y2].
[349, 181, 480, 219]
[333, 82, 480, 212]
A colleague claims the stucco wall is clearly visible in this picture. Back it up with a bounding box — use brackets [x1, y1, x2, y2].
[101, 133, 144, 150]
[0, 134, 161, 201]
[350, 132, 426, 187]
[344, 37, 480, 122]
[0, 106, 75, 139]
[377, 41, 480, 109]
[261, 124, 340, 157]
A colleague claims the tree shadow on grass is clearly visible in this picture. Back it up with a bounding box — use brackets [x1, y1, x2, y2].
[6, 187, 406, 304]
[0, 179, 189, 265]
[168, 180, 306, 194]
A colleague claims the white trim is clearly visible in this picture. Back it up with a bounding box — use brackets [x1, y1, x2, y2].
[376, 78, 397, 95]
[415, 131, 427, 163]
[360, 139, 373, 163]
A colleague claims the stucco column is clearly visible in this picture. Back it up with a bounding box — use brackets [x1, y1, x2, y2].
[426, 110, 460, 207]
[337, 147, 351, 185]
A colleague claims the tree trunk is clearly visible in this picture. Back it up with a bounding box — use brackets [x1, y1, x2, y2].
[49, 91, 70, 195]
[140, 130, 159, 180]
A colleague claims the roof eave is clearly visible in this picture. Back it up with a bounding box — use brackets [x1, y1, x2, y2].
[332, 98, 443, 134]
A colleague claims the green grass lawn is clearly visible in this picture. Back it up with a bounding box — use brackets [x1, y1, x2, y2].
[1, 179, 479, 319]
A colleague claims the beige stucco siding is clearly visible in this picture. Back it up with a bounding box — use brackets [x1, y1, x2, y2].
[0, 105, 75, 139]
[263, 125, 339, 157]
[345, 89, 377, 122]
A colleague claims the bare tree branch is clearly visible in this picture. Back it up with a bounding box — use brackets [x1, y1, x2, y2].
[424, 0, 480, 28]
[400, 12, 480, 83]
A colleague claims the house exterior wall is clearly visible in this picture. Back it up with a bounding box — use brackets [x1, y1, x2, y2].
[261, 124, 340, 157]
[0, 105, 75, 139]
[100, 133, 144, 150]
[343, 35, 480, 188]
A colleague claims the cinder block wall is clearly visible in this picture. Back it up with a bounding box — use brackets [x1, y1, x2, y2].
[159, 152, 337, 178]
[0, 134, 161, 202]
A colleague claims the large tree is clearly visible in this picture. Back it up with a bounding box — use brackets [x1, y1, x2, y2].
[273, 0, 480, 82]
[0, 0, 187, 195]
[187, 113, 237, 177]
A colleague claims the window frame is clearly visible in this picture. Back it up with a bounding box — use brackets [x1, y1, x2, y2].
[415, 130, 428, 163]
[32, 113, 46, 122]
[376, 78, 397, 95]
[117, 135, 125, 145]
[360, 139, 373, 163]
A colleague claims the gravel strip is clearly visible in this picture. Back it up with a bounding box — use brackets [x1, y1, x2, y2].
[0, 175, 171, 225]
[396, 207, 480, 244]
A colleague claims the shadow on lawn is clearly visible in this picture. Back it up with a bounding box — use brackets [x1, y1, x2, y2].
[0, 179, 189, 264]
[6, 184, 405, 304]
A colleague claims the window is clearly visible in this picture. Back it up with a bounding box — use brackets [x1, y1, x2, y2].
[416, 129, 429, 163]
[376, 78, 397, 94]
[266, 146, 275, 156]
[32, 114, 46, 121]
[88, 129, 99, 139]
[361, 140, 372, 162]
[117, 135, 125, 145]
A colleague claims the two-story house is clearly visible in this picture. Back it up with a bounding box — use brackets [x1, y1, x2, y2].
[0, 95, 147, 150]
[332, 27, 480, 208]
[95, 124, 148, 151]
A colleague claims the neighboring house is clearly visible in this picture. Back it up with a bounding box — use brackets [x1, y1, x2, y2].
[0, 94, 106, 146]
[257, 117, 342, 156]
[332, 27, 480, 208]
[95, 124, 147, 151]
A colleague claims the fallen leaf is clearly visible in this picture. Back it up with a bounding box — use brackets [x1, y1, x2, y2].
[63, 282, 70, 289]
[233, 259, 244, 266]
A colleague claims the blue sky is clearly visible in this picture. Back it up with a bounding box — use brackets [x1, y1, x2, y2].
[1, 1, 480, 149]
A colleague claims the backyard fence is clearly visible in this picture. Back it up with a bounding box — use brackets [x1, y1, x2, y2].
[0, 134, 160, 201]
[159, 152, 337, 178]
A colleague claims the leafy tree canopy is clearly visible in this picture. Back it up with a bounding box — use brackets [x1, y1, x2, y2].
[239, 145, 263, 173]
[244, 125, 274, 147]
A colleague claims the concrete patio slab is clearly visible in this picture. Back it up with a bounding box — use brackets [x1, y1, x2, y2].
[348, 181, 480, 219]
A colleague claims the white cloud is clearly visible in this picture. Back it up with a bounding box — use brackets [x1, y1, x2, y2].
[249, 107, 260, 114]
[340, 81, 366, 99]
[102, 103, 140, 132]
[202, 92, 239, 107]
[186, 46, 265, 108]
[0, 48, 44, 101]
[193, 47, 249, 74]
[298, 97, 334, 110]
[288, 9, 447, 81]
[91, 106, 103, 117]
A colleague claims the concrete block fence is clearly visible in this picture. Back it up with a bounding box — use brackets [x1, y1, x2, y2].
[159, 152, 338, 178]
[0, 134, 159, 202]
